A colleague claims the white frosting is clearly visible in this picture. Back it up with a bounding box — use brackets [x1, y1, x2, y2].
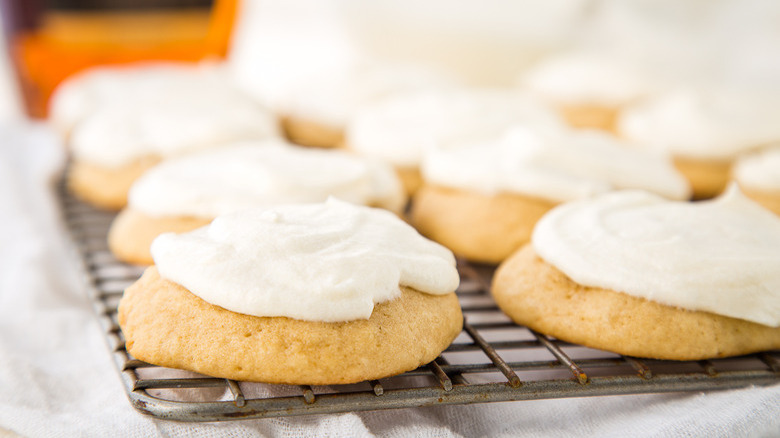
[129, 140, 406, 217]
[347, 90, 564, 168]
[532, 185, 780, 327]
[733, 147, 780, 192]
[151, 198, 460, 322]
[69, 76, 279, 168]
[423, 127, 690, 202]
[49, 62, 229, 136]
[521, 52, 652, 106]
[618, 89, 780, 160]
[281, 59, 459, 128]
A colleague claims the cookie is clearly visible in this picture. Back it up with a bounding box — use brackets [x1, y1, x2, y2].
[732, 147, 780, 215]
[520, 52, 650, 132]
[673, 157, 731, 200]
[412, 127, 689, 264]
[119, 266, 462, 384]
[107, 142, 407, 264]
[742, 188, 780, 216]
[617, 89, 780, 200]
[64, 65, 279, 210]
[396, 167, 423, 196]
[117, 199, 462, 383]
[740, 187, 780, 216]
[346, 90, 565, 198]
[411, 185, 556, 264]
[492, 245, 780, 360]
[68, 155, 161, 211]
[281, 116, 344, 148]
[557, 104, 618, 131]
[108, 209, 211, 265]
[50, 62, 226, 140]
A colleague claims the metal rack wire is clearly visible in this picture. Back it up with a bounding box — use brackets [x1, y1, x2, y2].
[60, 185, 780, 422]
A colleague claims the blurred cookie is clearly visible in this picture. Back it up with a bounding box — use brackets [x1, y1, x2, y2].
[66, 64, 279, 210]
[411, 185, 555, 264]
[68, 155, 160, 211]
[346, 89, 563, 195]
[618, 89, 780, 199]
[520, 52, 653, 131]
[108, 140, 406, 265]
[411, 127, 689, 264]
[50, 62, 224, 140]
[280, 60, 456, 148]
[732, 147, 780, 215]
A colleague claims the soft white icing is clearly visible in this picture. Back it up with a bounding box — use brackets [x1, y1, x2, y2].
[521, 52, 651, 106]
[49, 62, 228, 136]
[151, 198, 460, 322]
[532, 185, 780, 327]
[347, 90, 564, 168]
[423, 127, 690, 202]
[618, 89, 780, 160]
[69, 76, 279, 167]
[281, 59, 459, 128]
[129, 140, 406, 217]
[733, 147, 780, 192]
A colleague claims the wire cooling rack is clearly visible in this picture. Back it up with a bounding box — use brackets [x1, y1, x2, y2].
[60, 185, 780, 422]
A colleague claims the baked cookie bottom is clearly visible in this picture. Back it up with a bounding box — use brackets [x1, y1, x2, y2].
[68, 156, 161, 210]
[396, 166, 422, 196]
[281, 116, 344, 149]
[673, 157, 730, 200]
[492, 245, 780, 361]
[108, 209, 212, 265]
[411, 185, 556, 264]
[741, 187, 780, 216]
[559, 104, 618, 132]
[118, 267, 463, 385]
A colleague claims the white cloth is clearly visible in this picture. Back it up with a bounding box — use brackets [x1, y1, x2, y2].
[0, 122, 778, 437]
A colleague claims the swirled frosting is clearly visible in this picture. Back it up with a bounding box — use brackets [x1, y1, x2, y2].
[532, 185, 780, 327]
[347, 90, 564, 168]
[128, 140, 406, 217]
[50, 62, 228, 136]
[151, 198, 460, 322]
[618, 89, 780, 160]
[69, 80, 279, 167]
[422, 126, 690, 202]
[733, 147, 780, 192]
[521, 52, 652, 106]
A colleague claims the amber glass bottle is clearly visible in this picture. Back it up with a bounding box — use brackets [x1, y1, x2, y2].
[3, 0, 237, 118]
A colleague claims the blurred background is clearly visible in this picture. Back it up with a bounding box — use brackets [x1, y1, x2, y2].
[1, 0, 235, 118]
[2, 0, 778, 119]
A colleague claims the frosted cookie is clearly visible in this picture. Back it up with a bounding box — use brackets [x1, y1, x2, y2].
[732, 147, 780, 215]
[280, 59, 457, 148]
[108, 140, 406, 265]
[118, 199, 462, 384]
[492, 187, 780, 360]
[346, 90, 564, 194]
[411, 126, 690, 264]
[67, 72, 279, 210]
[521, 52, 652, 131]
[50, 62, 225, 140]
[618, 89, 780, 199]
